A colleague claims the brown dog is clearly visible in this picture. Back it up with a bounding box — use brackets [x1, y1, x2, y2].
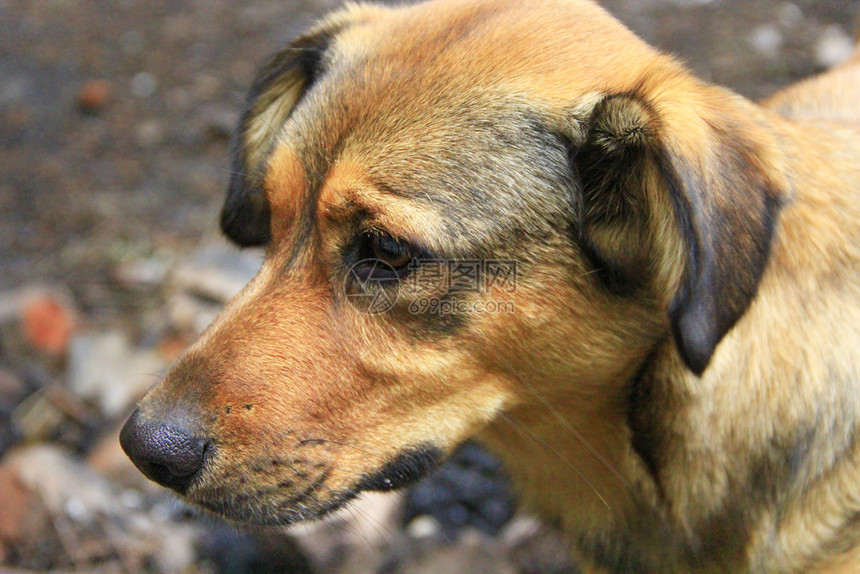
[120, 1, 860, 572]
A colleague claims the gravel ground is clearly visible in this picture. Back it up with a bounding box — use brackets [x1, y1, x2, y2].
[1, 0, 858, 572]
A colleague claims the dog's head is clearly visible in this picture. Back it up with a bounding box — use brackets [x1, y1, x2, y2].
[121, 0, 787, 525]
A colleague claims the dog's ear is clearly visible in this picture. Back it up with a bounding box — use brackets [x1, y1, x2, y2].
[222, 28, 337, 246]
[568, 91, 786, 375]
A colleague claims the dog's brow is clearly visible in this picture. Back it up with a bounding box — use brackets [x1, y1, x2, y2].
[228, 81, 382, 243]
[370, 179, 440, 208]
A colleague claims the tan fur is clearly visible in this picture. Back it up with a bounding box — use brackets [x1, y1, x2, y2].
[124, 2, 860, 572]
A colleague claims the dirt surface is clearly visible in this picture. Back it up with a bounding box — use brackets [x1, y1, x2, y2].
[1, 0, 859, 572]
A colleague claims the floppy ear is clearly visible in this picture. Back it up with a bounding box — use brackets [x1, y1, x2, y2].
[221, 28, 338, 246]
[569, 91, 786, 375]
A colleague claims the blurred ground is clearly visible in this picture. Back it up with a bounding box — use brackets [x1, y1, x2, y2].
[1, 0, 858, 572]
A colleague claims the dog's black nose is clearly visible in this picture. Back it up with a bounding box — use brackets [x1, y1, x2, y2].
[119, 409, 207, 494]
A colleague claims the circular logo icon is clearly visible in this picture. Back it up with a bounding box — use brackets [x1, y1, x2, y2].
[344, 259, 401, 314]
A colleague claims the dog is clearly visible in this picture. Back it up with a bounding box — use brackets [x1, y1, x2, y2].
[120, 0, 860, 571]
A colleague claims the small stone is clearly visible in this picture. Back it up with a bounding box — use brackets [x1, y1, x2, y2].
[815, 25, 854, 69]
[76, 80, 111, 113]
[407, 515, 441, 539]
[112, 255, 170, 288]
[0, 77, 32, 107]
[135, 120, 165, 147]
[20, 293, 77, 357]
[11, 389, 67, 443]
[777, 3, 803, 28]
[749, 25, 783, 59]
[119, 489, 144, 510]
[131, 72, 157, 98]
[66, 496, 91, 522]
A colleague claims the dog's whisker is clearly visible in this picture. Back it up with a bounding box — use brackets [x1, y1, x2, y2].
[213, 166, 251, 178]
[297, 437, 384, 459]
[278, 464, 397, 549]
[578, 268, 603, 278]
[343, 498, 399, 549]
[322, 498, 395, 551]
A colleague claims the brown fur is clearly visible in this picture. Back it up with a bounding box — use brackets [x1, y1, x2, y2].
[123, 1, 860, 572]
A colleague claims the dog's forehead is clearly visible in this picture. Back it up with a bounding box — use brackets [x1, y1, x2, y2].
[284, 78, 569, 253]
[321, 0, 654, 96]
[263, 0, 660, 252]
[300, 0, 655, 169]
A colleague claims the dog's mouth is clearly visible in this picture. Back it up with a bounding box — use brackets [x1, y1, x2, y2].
[183, 444, 443, 526]
[354, 446, 443, 492]
[190, 475, 360, 527]
[120, 404, 448, 526]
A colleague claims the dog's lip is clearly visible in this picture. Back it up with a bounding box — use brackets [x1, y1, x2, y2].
[355, 444, 443, 492]
[182, 444, 442, 525]
[191, 487, 359, 527]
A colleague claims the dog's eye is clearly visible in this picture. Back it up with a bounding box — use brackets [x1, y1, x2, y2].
[368, 232, 413, 269]
[346, 230, 423, 285]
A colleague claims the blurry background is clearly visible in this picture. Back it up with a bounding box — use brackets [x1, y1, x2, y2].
[1, 0, 858, 572]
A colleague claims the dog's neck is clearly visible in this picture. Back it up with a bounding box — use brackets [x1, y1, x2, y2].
[479, 106, 860, 572]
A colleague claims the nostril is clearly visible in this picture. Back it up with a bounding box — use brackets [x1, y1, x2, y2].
[120, 409, 208, 494]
